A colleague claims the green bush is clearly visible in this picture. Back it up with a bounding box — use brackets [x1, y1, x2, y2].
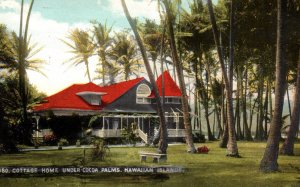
[58, 138, 69, 146]
[121, 122, 139, 146]
[91, 138, 109, 161]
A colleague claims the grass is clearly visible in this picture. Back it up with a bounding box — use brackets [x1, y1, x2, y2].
[0, 141, 299, 187]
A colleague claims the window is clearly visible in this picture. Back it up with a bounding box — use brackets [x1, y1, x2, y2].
[136, 97, 151, 104]
[136, 84, 151, 97]
[90, 95, 100, 105]
[165, 97, 181, 104]
[76, 91, 106, 106]
[136, 84, 151, 104]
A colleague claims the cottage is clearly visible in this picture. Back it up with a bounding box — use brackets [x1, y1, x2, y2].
[33, 71, 186, 143]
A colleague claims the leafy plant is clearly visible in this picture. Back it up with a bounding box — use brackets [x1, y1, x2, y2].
[121, 122, 139, 146]
[91, 138, 109, 161]
[58, 138, 69, 146]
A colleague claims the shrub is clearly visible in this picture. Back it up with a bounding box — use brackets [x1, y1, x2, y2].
[58, 138, 69, 146]
[193, 133, 206, 143]
[91, 138, 109, 161]
[121, 122, 139, 146]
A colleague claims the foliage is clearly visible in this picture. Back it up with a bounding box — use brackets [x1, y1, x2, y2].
[109, 31, 142, 81]
[193, 132, 206, 143]
[121, 122, 139, 146]
[62, 28, 95, 82]
[91, 138, 109, 161]
[58, 138, 69, 146]
[45, 114, 89, 143]
[0, 122, 19, 154]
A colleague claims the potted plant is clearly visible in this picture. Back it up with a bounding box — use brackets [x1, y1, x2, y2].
[76, 139, 81, 147]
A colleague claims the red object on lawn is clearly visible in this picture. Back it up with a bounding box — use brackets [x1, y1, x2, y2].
[197, 146, 209, 153]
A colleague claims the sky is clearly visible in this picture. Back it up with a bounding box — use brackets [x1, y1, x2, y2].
[0, 0, 217, 96]
[0, 0, 162, 95]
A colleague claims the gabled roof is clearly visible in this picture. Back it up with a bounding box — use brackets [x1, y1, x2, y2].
[149, 71, 182, 98]
[34, 78, 144, 111]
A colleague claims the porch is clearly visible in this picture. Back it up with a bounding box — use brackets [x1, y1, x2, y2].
[91, 115, 186, 143]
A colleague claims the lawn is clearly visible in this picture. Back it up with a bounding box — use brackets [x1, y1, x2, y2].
[0, 141, 299, 187]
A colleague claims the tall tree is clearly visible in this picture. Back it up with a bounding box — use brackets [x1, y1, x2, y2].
[109, 31, 141, 81]
[92, 21, 113, 85]
[162, 0, 196, 153]
[280, 49, 300, 155]
[121, 0, 168, 155]
[207, 0, 239, 156]
[62, 28, 94, 82]
[260, 0, 287, 172]
[17, 0, 35, 143]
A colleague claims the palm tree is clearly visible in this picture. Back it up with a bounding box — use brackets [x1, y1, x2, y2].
[260, 0, 287, 172]
[62, 28, 94, 82]
[162, 0, 196, 153]
[207, 0, 239, 156]
[121, 0, 168, 155]
[109, 31, 141, 81]
[92, 21, 114, 85]
[139, 19, 163, 78]
[280, 49, 300, 155]
[18, 0, 34, 138]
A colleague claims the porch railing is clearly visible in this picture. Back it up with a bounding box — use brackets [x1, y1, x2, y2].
[168, 129, 185, 137]
[92, 129, 121, 138]
[137, 129, 148, 143]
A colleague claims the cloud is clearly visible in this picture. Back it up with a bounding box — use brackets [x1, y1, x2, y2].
[0, 0, 99, 95]
[109, 0, 160, 22]
[0, 0, 22, 11]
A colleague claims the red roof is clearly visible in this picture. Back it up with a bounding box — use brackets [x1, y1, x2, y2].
[34, 78, 144, 111]
[149, 71, 182, 98]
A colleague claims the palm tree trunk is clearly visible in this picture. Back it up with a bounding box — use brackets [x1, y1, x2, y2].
[121, 0, 168, 154]
[243, 69, 253, 140]
[260, 0, 287, 172]
[84, 59, 92, 82]
[204, 55, 222, 137]
[19, 0, 34, 144]
[163, 0, 196, 153]
[100, 50, 106, 85]
[207, 0, 238, 156]
[280, 49, 300, 155]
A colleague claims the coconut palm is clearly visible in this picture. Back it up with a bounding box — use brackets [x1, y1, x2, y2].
[161, 0, 196, 153]
[139, 19, 163, 78]
[281, 49, 300, 155]
[121, 0, 168, 155]
[260, 0, 288, 172]
[62, 28, 94, 82]
[92, 21, 115, 85]
[109, 31, 142, 81]
[207, 0, 239, 156]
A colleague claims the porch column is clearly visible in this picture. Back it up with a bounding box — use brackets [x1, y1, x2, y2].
[121, 117, 123, 129]
[102, 117, 105, 130]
